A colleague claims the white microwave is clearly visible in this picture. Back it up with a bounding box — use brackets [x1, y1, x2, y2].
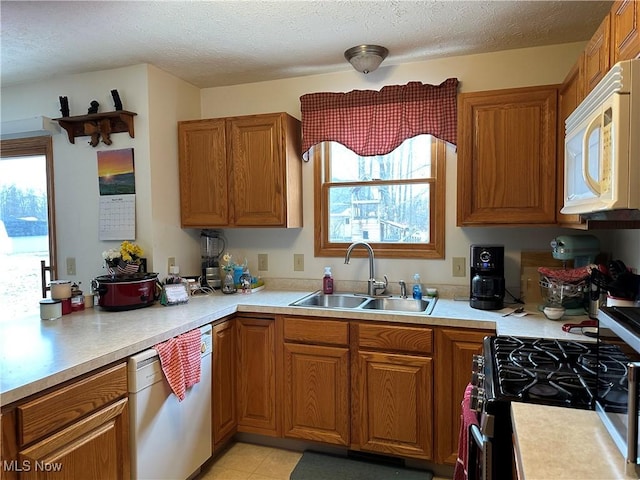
[562, 59, 640, 215]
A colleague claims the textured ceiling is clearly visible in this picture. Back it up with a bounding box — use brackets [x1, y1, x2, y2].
[1, 0, 612, 89]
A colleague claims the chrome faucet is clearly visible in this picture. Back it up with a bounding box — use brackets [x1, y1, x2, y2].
[399, 280, 407, 298]
[344, 241, 388, 296]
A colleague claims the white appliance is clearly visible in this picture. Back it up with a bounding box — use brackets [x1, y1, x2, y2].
[562, 59, 640, 215]
[128, 325, 212, 480]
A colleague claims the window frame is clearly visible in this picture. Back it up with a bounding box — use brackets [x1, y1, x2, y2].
[0, 136, 58, 278]
[313, 137, 446, 259]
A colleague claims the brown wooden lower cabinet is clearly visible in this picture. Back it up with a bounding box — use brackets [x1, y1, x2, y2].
[282, 316, 350, 446]
[352, 322, 434, 460]
[283, 343, 350, 445]
[1, 363, 130, 480]
[277, 317, 487, 464]
[236, 315, 280, 436]
[0, 314, 492, 480]
[212, 318, 237, 452]
[434, 328, 487, 465]
[353, 350, 433, 459]
[19, 398, 129, 480]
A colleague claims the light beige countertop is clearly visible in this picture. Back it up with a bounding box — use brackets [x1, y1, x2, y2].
[0, 289, 589, 406]
[512, 403, 637, 480]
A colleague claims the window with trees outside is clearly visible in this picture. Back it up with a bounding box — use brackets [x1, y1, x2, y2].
[313, 135, 445, 259]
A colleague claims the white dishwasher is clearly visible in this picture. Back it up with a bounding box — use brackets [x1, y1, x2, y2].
[128, 325, 212, 480]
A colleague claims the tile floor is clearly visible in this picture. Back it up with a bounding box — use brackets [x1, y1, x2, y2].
[195, 442, 450, 480]
[196, 442, 302, 480]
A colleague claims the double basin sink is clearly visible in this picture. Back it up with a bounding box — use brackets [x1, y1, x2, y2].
[289, 291, 436, 314]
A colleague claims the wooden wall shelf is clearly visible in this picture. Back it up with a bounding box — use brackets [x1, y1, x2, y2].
[54, 111, 137, 146]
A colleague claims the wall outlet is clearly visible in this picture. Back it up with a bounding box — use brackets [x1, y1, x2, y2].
[167, 257, 176, 274]
[293, 253, 304, 272]
[258, 253, 269, 271]
[452, 257, 466, 277]
[66, 257, 76, 276]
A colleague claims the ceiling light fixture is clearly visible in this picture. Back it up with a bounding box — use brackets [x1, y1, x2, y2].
[344, 45, 389, 74]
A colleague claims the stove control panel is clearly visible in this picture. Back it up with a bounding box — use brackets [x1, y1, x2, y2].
[470, 386, 485, 412]
[469, 354, 486, 412]
[472, 354, 484, 373]
[471, 371, 485, 385]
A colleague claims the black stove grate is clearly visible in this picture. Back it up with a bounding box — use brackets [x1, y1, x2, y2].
[489, 336, 597, 409]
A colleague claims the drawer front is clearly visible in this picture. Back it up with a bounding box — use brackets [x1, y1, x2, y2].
[357, 323, 433, 355]
[18, 363, 127, 446]
[283, 317, 349, 346]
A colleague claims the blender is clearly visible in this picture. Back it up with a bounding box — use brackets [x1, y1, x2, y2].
[200, 230, 226, 288]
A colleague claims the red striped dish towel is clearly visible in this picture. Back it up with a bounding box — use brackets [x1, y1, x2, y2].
[454, 383, 480, 480]
[154, 329, 202, 401]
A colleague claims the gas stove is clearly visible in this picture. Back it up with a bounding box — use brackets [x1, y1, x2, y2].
[468, 335, 600, 480]
[473, 336, 599, 413]
[468, 333, 640, 480]
[490, 336, 597, 409]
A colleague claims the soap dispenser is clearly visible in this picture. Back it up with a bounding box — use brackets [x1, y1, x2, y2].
[412, 274, 423, 300]
[323, 267, 334, 294]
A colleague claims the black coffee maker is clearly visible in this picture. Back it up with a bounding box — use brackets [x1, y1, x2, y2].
[470, 244, 505, 310]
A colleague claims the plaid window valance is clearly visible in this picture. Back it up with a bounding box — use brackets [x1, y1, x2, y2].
[299, 78, 459, 158]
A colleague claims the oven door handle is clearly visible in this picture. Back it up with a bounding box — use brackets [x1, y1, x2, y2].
[627, 362, 640, 471]
[469, 423, 492, 480]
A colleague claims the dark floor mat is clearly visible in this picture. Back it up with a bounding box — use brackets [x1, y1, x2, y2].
[290, 451, 433, 480]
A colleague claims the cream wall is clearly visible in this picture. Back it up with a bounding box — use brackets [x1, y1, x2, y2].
[200, 42, 588, 117]
[147, 65, 202, 274]
[1, 64, 201, 288]
[198, 43, 633, 293]
[1, 43, 637, 298]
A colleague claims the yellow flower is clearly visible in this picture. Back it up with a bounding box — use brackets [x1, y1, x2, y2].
[119, 240, 143, 263]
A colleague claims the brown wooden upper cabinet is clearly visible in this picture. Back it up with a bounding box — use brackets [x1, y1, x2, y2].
[584, 14, 611, 95]
[581, 1, 640, 98]
[457, 85, 558, 226]
[178, 112, 303, 228]
[611, 0, 640, 63]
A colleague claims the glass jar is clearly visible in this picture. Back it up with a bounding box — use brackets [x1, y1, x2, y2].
[240, 271, 252, 294]
[222, 270, 236, 294]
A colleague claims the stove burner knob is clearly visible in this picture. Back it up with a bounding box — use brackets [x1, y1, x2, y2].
[471, 371, 485, 386]
[469, 386, 485, 412]
[471, 354, 485, 373]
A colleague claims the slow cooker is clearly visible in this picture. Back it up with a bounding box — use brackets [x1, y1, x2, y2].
[92, 272, 160, 311]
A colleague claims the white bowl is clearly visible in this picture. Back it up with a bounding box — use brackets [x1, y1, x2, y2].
[543, 306, 566, 320]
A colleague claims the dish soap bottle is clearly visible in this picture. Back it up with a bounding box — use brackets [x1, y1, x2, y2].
[412, 273, 423, 300]
[323, 267, 334, 294]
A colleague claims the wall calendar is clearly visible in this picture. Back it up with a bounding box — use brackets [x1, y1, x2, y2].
[97, 148, 136, 240]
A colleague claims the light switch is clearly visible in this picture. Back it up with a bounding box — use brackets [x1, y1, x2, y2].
[66, 257, 76, 276]
[452, 257, 466, 277]
[294, 254, 304, 271]
[258, 253, 268, 271]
